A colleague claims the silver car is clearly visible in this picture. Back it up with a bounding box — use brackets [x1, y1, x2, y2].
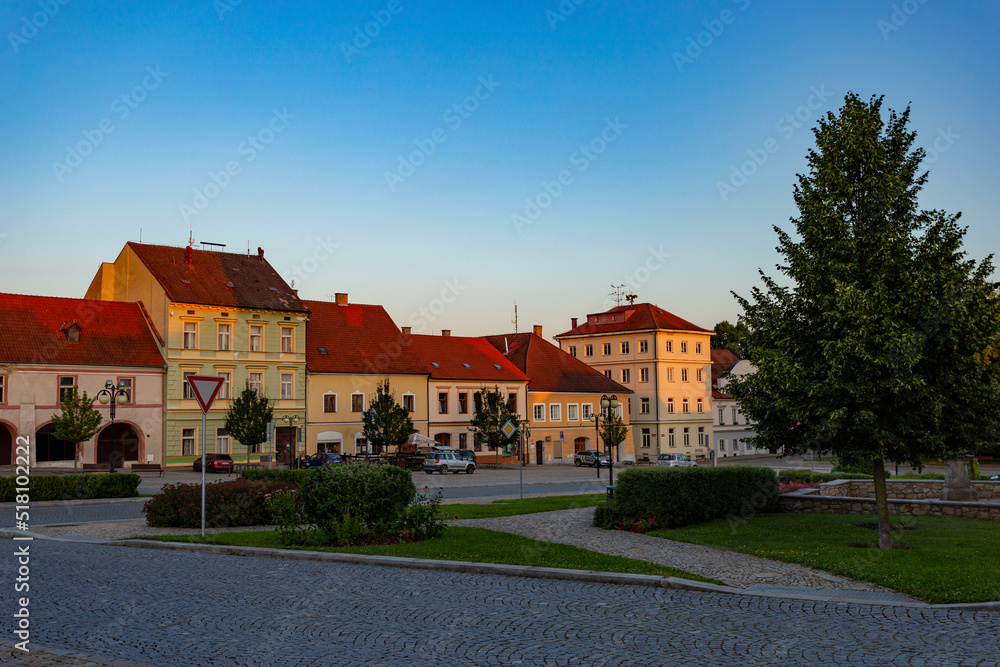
[424, 450, 475, 474]
[656, 453, 697, 468]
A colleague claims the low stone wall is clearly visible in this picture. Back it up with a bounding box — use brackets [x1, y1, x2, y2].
[819, 479, 1000, 501]
[779, 492, 1000, 522]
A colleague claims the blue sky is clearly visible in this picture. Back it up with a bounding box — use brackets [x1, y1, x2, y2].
[1, 1, 997, 339]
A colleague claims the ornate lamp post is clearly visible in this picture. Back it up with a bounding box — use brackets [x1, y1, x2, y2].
[280, 414, 299, 467]
[589, 394, 620, 483]
[96, 380, 130, 473]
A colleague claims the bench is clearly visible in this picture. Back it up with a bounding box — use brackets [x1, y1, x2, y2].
[82, 463, 110, 473]
[129, 463, 164, 477]
[232, 463, 264, 474]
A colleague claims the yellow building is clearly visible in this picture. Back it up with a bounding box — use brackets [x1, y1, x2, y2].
[304, 295, 429, 455]
[554, 303, 714, 462]
[486, 326, 632, 464]
[86, 243, 309, 466]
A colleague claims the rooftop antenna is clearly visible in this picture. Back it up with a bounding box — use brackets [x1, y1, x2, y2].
[188, 221, 195, 246]
[609, 283, 626, 307]
[139, 227, 142, 243]
[512, 302, 518, 333]
[625, 292, 638, 306]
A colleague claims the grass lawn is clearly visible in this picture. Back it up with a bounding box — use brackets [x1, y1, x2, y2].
[145, 526, 720, 584]
[650, 513, 1000, 603]
[438, 494, 605, 520]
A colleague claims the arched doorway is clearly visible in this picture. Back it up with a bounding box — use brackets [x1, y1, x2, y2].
[434, 433, 451, 448]
[96, 423, 141, 467]
[574, 436, 588, 452]
[35, 424, 75, 462]
[0, 422, 13, 465]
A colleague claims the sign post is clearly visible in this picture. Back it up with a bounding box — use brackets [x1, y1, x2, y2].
[502, 420, 520, 499]
[188, 375, 225, 537]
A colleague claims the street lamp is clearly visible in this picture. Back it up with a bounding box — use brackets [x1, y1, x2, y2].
[280, 414, 300, 467]
[589, 394, 620, 484]
[96, 380, 129, 473]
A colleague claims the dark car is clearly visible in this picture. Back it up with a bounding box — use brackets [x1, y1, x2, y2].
[574, 450, 609, 467]
[193, 453, 234, 473]
[459, 449, 477, 463]
[307, 453, 344, 467]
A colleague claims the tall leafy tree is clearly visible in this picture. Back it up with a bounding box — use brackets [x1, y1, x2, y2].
[712, 320, 750, 357]
[50, 388, 102, 472]
[362, 379, 414, 455]
[598, 406, 629, 462]
[224, 384, 274, 463]
[470, 386, 521, 456]
[730, 93, 1000, 549]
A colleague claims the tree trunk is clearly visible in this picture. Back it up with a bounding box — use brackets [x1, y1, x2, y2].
[74, 442, 81, 472]
[873, 457, 892, 549]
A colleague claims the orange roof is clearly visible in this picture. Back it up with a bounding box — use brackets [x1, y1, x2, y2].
[0, 293, 164, 367]
[409, 335, 530, 382]
[555, 303, 711, 338]
[127, 242, 308, 312]
[711, 348, 739, 386]
[484, 333, 631, 395]
[304, 299, 428, 375]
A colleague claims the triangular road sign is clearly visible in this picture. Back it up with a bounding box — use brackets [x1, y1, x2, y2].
[188, 375, 225, 413]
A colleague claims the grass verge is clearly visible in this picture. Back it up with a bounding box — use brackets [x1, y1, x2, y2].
[650, 513, 1000, 603]
[437, 494, 605, 520]
[144, 526, 720, 584]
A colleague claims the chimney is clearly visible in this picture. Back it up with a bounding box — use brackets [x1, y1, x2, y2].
[441, 329, 451, 337]
[571, 317, 578, 328]
[533, 325, 542, 337]
[184, 246, 192, 266]
[292, 289, 298, 296]
[257, 247, 265, 261]
[335, 293, 348, 306]
[402, 326, 411, 335]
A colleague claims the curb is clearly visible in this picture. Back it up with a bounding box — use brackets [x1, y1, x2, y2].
[0, 497, 148, 509]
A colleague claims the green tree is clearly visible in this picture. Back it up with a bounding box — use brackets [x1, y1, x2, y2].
[361, 379, 414, 455]
[470, 386, 521, 456]
[50, 388, 103, 472]
[730, 93, 1000, 549]
[598, 406, 629, 462]
[712, 320, 750, 357]
[224, 384, 275, 463]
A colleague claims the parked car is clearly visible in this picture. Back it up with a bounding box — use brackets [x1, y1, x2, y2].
[424, 451, 475, 475]
[574, 450, 609, 467]
[459, 449, 477, 463]
[656, 453, 696, 468]
[307, 453, 344, 467]
[193, 453, 234, 473]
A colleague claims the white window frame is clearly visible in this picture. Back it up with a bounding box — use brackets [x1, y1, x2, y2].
[249, 324, 264, 352]
[402, 392, 415, 412]
[732, 407, 739, 424]
[604, 370, 612, 378]
[621, 341, 629, 354]
[681, 368, 688, 382]
[217, 323, 231, 351]
[217, 428, 229, 454]
[218, 371, 231, 399]
[667, 368, 674, 382]
[665, 340, 673, 353]
[248, 372, 263, 395]
[668, 428, 675, 447]
[0, 374, 5, 404]
[280, 326, 294, 353]
[182, 428, 196, 456]
[549, 404, 560, 422]
[582, 404, 593, 420]
[641, 428, 651, 448]
[696, 342, 702, 354]
[603, 343, 611, 356]
[585, 344, 593, 357]
[718, 407, 725, 425]
[640, 398, 650, 414]
[697, 398, 704, 413]
[698, 427, 705, 446]
[567, 403, 578, 421]
[681, 341, 688, 354]
[280, 373, 293, 399]
[640, 368, 648, 383]
[621, 368, 630, 383]
[682, 399, 689, 413]
[719, 438, 727, 452]
[683, 428, 690, 447]
[351, 392, 364, 413]
[569, 346, 577, 357]
[697, 369, 704, 383]
[667, 398, 674, 413]
[183, 322, 197, 350]
[639, 340, 648, 354]
[323, 392, 337, 413]
[534, 404, 546, 421]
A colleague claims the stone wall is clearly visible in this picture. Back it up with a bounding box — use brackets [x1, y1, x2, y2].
[818, 479, 1000, 501]
[779, 493, 1000, 522]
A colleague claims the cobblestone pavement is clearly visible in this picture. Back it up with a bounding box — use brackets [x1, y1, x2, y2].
[451, 507, 895, 593]
[10, 540, 1000, 666]
[0, 500, 147, 527]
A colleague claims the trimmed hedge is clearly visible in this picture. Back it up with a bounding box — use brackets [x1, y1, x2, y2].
[143, 478, 297, 528]
[0, 474, 140, 502]
[240, 468, 310, 484]
[299, 461, 417, 539]
[594, 466, 779, 531]
[778, 469, 874, 483]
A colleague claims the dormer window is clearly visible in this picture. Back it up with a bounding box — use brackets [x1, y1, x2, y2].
[60, 322, 82, 343]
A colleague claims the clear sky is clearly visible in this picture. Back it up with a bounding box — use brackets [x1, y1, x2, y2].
[2, 1, 997, 339]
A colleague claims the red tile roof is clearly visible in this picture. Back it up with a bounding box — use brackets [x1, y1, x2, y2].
[409, 335, 530, 383]
[304, 300, 428, 375]
[0, 293, 164, 367]
[484, 333, 631, 395]
[555, 303, 711, 338]
[711, 349, 740, 386]
[127, 242, 308, 313]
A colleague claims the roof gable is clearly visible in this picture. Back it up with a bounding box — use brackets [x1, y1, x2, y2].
[555, 303, 711, 338]
[484, 333, 631, 394]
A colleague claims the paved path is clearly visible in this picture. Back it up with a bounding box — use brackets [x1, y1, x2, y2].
[452, 507, 896, 594]
[12, 540, 1000, 666]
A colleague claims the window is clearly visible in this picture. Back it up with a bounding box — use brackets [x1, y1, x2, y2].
[697, 369, 704, 383]
[351, 393, 363, 412]
[60, 376, 78, 403]
[665, 340, 673, 353]
[534, 404, 545, 421]
[696, 342, 702, 354]
[280, 373, 293, 399]
[719, 438, 727, 452]
[550, 404, 560, 421]
[585, 344, 594, 357]
[217, 323, 231, 351]
[402, 394, 415, 412]
[281, 327, 294, 353]
[248, 372, 262, 395]
[323, 393, 337, 413]
[473, 434, 482, 452]
[639, 340, 648, 353]
[621, 341, 629, 354]
[569, 346, 577, 357]
[698, 426, 705, 446]
[249, 325, 263, 352]
[458, 393, 468, 414]
[621, 369, 630, 383]
[682, 399, 689, 413]
[183, 322, 197, 349]
[116, 378, 133, 404]
[666, 368, 674, 382]
[603, 343, 611, 356]
[508, 393, 517, 413]
[182, 428, 196, 456]
[681, 341, 688, 353]
[604, 370, 612, 379]
[681, 368, 688, 382]
[640, 398, 650, 414]
[183, 372, 196, 399]
[732, 407, 738, 424]
[217, 428, 229, 454]
[0, 374, 5, 403]
[582, 404, 593, 420]
[218, 372, 231, 399]
[438, 392, 448, 414]
[667, 398, 674, 413]
[567, 404, 578, 421]
[683, 427, 690, 447]
[641, 428, 651, 448]
[697, 398, 704, 413]
[640, 368, 648, 382]
[458, 433, 467, 449]
[718, 408, 725, 425]
[668, 428, 675, 447]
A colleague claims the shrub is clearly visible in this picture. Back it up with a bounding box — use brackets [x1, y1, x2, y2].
[777, 469, 872, 483]
[143, 478, 296, 528]
[241, 468, 310, 484]
[0, 474, 140, 502]
[594, 466, 779, 531]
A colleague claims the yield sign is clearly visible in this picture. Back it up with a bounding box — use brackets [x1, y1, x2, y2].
[188, 375, 225, 413]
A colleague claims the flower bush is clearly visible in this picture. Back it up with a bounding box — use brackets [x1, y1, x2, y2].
[143, 478, 296, 528]
[617, 514, 658, 533]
